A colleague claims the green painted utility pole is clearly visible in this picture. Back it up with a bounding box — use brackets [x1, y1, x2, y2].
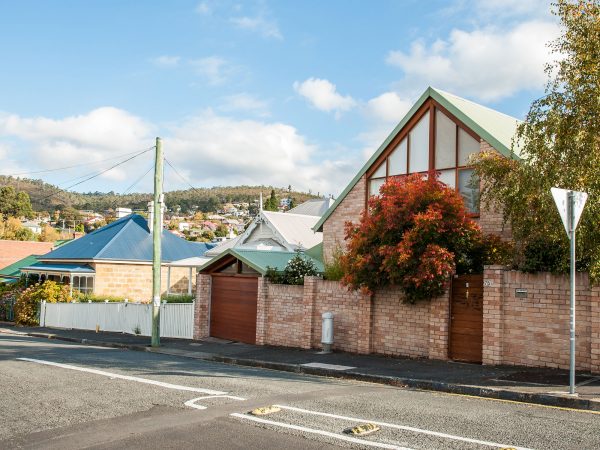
[151, 137, 163, 347]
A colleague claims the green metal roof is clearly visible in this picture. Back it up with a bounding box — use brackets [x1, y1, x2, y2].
[199, 248, 324, 275]
[314, 86, 522, 232]
[0, 254, 40, 283]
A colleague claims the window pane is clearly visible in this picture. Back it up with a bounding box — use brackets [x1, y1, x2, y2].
[388, 138, 407, 176]
[369, 178, 385, 197]
[408, 111, 429, 173]
[371, 161, 386, 179]
[87, 277, 94, 293]
[458, 169, 479, 214]
[458, 128, 480, 166]
[438, 169, 456, 189]
[435, 110, 456, 169]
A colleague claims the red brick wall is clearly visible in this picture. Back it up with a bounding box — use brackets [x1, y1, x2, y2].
[322, 175, 366, 264]
[371, 287, 449, 359]
[0, 240, 54, 269]
[483, 266, 598, 371]
[262, 283, 305, 348]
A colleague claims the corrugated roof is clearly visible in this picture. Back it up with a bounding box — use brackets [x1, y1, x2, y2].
[204, 235, 242, 257]
[314, 86, 522, 232]
[261, 211, 322, 250]
[40, 214, 216, 263]
[22, 263, 95, 273]
[287, 198, 335, 217]
[199, 248, 324, 275]
[0, 254, 40, 281]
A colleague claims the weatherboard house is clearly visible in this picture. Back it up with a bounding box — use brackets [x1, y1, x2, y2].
[22, 214, 215, 301]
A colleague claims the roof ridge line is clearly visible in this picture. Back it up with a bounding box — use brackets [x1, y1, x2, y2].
[94, 217, 136, 259]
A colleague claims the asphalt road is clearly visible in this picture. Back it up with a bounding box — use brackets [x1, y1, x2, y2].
[1, 333, 598, 450]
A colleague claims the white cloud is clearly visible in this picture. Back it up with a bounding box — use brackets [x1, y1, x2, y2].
[386, 20, 560, 101]
[219, 93, 270, 117]
[0, 108, 154, 185]
[195, 2, 211, 15]
[189, 56, 232, 85]
[365, 91, 412, 123]
[165, 110, 357, 195]
[0, 107, 358, 196]
[293, 78, 356, 117]
[230, 15, 282, 40]
[150, 55, 181, 67]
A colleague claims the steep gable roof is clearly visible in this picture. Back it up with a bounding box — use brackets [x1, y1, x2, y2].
[252, 210, 322, 250]
[314, 86, 522, 232]
[40, 214, 215, 263]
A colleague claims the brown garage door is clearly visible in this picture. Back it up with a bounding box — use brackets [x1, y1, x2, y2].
[449, 274, 483, 363]
[210, 275, 258, 344]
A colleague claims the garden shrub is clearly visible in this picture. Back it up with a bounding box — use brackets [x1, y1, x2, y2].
[265, 251, 319, 285]
[341, 173, 481, 303]
[323, 245, 345, 281]
[14, 280, 72, 325]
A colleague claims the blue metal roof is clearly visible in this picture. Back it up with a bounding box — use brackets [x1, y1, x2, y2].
[41, 214, 216, 263]
[22, 263, 95, 273]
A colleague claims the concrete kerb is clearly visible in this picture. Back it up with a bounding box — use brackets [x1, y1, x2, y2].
[9, 330, 600, 413]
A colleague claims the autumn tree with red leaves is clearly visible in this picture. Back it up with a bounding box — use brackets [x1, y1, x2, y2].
[341, 174, 481, 303]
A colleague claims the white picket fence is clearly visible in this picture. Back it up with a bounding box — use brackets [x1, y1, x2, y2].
[39, 302, 195, 339]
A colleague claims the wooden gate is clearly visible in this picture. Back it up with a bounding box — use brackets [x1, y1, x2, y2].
[210, 275, 258, 344]
[449, 274, 484, 363]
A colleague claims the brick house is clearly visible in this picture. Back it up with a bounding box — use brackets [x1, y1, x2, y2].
[192, 88, 600, 372]
[22, 214, 215, 302]
[314, 86, 520, 262]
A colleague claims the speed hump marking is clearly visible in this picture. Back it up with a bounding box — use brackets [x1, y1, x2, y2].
[251, 405, 282, 416]
[344, 423, 381, 436]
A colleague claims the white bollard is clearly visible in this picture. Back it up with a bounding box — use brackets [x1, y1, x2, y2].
[321, 312, 334, 353]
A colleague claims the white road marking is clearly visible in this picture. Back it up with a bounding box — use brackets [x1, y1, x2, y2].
[273, 405, 535, 450]
[185, 395, 246, 410]
[17, 357, 227, 395]
[300, 362, 356, 371]
[231, 413, 412, 450]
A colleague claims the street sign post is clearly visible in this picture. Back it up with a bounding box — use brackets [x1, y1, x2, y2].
[551, 187, 588, 395]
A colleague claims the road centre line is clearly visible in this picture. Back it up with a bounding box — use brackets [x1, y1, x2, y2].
[230, 413, 412, 450]
[273, 404, 535, 450]
[17, 357, 227, 395]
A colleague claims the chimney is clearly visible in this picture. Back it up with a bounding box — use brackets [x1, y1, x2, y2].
[259, 192, 263, 211]
[148, 201, 154, 233]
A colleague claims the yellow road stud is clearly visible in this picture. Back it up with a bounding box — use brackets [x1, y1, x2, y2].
[251, 406, 281, 416]
[344, 423, 381, 436]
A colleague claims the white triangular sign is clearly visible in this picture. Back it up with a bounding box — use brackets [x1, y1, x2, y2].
[551, 187, 588, 236]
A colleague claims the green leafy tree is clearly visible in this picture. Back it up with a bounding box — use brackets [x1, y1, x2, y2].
[263, 189, 279, 211]
[0, 186, 34, 219]
[214, 224, 229, 237]
[472, 0, 600, 277]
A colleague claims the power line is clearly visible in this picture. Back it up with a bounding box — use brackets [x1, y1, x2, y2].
[122, 164, 154, 195]
[164, 158, 205, 196]
[3, 146, 156, 177]
[38, 148, 153, 203]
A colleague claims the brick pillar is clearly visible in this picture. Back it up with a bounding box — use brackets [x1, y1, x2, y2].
[255, 277, 269, 345]
[194, 273, 211, 340]
[356, 290, 373, 354]
[301, 276, 319, 349]
[482, 265, 506, 365]
[428, 290, 450, 360]
[591, 285, 600, 374]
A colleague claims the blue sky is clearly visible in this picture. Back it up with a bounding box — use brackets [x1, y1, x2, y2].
[0, 0, 559, 196]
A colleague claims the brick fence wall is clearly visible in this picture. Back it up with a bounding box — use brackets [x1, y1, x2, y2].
[483, 265, 600, 372]
[257, 276, 449, 357]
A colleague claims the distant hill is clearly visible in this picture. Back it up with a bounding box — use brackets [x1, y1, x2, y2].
[0, 175, 319, 214]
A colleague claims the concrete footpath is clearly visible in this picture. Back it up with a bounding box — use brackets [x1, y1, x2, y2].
[2, 323, 599, 412]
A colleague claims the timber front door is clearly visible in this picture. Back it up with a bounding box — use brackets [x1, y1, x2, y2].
[449, 274, 484, 363]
